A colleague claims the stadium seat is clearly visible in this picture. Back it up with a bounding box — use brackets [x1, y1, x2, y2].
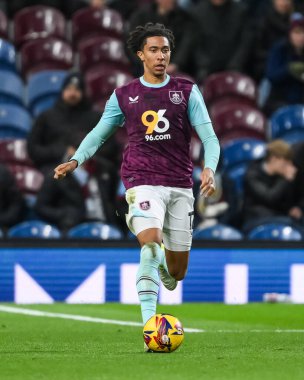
[0, 105, 31, 139]
[13, 6, 66, 47]
[222, 139, 266, 196]
[0, 10, 8, 40]
[203, 71, 257, 107]
[7, 164, 43, 194]
[68, 222, 123, 240]
[0, 39, 16, 72]
[72, 8, 124, 46]
[222, 139, 266, 170]
[31, 98, 56, 117]
[0, 228, 3, 238]
[211, 102, 267, 143]
[0, 139, 33, 166]
[0, 71, 24, 105]
[27, 70, 67, 115]
[20, 38, 73, 78]
[127, 230, 136, 240]
[8, 220, 61, 239]
[248, 223, 303, 241]
[85, 67, 133, 102]
[193, 224, 243, 240]
[270, 105, 304, 143]
[78, 36, 131, 73]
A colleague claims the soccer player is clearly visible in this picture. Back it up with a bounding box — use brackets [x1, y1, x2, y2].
[54, 22, 220, 343]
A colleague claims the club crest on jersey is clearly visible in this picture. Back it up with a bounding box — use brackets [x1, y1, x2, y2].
[169, 91, 183, 104]
[139, 201, 150, 210]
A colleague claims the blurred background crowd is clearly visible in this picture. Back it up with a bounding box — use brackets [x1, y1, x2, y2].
[0, 0, 304, 241]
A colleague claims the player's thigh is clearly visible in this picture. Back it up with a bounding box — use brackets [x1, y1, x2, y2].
[125, 185, 166, 242]
[162, 188, 195, 253]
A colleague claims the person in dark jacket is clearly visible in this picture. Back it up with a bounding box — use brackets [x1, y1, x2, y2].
[192, 0, 253, 82]
[264, 15, 304, 115]
[28, 72, 121, 226]
[0, 164, 24, 229]
[27, 73, 101, 175]
[252, 0, 295, 81]
[128, 0, 197, 76]
[6, 0, 61, 17]
[292, 141, 304, 224]
[35, 172, 86, 230]
[243, 140, 301, 231]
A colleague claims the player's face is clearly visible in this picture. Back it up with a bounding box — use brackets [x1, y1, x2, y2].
[137, 36, 171, 78]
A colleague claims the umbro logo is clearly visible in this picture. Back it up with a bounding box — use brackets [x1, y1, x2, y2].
[129, 96, 139, 104]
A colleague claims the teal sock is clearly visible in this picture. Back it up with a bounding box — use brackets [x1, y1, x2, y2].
[136, 242, 162, 325]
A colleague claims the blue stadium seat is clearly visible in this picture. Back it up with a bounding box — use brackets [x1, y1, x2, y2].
[0, 39, 16, 72]
[68, 222, 123, 240]
[270, 105, 304, 142]
[248, 223, 303, 241]
[0, 105, 32, 138]
[222, 138, 266, 170]
[193, 224, 243, 240]
[31, 97, 57, 117]
[0, 71, 24, 105]
[127, 230, 136, 240]
[27, 70, 67, 116]
[222, 139, 266, 196]
[8, 220, 61, 239]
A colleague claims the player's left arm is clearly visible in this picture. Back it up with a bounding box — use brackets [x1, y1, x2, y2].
[187, 84, 220, 197]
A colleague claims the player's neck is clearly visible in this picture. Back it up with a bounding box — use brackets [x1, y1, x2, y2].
[142, 72, 167, 84]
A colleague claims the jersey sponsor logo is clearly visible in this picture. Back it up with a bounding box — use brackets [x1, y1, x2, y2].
[169, 91, 183, 105]
[141, 109, 171, 142]
[139, 201, 150, 210]
[129, 95, 139, 104]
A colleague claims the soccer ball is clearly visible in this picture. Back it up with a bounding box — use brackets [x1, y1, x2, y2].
[143, 314, 184, 353]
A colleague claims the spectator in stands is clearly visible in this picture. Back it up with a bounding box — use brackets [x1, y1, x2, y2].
[35, 172, 86, 231]
[195, 157, 240, 229]
[0, 164, 24, 229]
[28, 72, 121, 227]
[252, 0, 295, 81]
[242, 140, 302, 232]
[264, 14, 304, 115]
[128, 0, 196, 76]
[6, 1, 61, 17]
[27, 73, 101, 175]
[292, 141, 304, 224]
[192, 0, 252, 82]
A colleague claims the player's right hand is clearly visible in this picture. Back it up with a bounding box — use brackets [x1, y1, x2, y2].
[54, 160, 78, 180]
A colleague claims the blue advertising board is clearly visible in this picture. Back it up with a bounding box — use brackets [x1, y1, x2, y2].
[0, 243, 304, 303]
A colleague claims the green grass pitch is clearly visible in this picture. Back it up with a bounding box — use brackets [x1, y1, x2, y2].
[1, 303, 304, 380]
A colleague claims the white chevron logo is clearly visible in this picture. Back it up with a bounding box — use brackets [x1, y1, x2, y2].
[129, 96, 139, 104]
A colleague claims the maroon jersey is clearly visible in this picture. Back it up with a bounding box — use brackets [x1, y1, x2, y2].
[115, 77, 194, 190]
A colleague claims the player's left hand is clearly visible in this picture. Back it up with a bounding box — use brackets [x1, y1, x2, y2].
[200, 168, 216, 198]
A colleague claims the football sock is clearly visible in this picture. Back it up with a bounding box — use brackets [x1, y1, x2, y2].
[136, 242, 162, 325]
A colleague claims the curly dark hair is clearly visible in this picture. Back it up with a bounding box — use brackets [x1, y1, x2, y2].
[127, 22, 175, 53]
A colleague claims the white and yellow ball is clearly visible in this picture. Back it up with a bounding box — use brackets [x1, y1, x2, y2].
[143, 314, 184, 353]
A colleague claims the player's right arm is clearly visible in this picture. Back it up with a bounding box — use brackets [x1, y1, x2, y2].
[54, 92, 124, 180]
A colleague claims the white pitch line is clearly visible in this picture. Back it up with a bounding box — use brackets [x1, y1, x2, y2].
[0, 305, 203, 333]
[1, 306, 304, 333]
